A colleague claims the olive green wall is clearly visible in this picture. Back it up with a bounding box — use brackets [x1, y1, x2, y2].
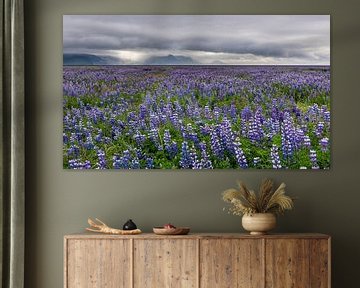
[24, 0, 360, 287]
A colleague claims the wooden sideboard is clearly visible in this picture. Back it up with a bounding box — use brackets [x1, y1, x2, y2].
[64, 233, 330, 288]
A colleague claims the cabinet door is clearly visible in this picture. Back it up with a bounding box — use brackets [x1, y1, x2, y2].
[200, 239, 264, 288]
[309, 239, 330, 288]
[66, 239, 131, 288]
[266, 239, 310, 288]
[134, 239, 198, 288]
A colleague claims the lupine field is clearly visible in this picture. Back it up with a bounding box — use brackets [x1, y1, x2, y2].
[63, 65, 330, 169]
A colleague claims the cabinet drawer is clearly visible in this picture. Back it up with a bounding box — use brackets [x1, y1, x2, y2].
[200, 239, 263, 288]
[134, 239, 198, 288]
[65, 239, 131, 288]
[265, 239, 330, 288]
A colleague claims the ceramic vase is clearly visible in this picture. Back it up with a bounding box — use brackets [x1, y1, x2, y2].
[242, 213, 276, 235]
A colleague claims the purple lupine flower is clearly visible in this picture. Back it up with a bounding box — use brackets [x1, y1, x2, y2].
[160, 113, 168, 124]
[233, 138, 248, 168]
[83, 136, 94, 150]
[163, 103, 173, 118]
[213, 106, 221, 121]
[96, 149, 107, 169]
[281, 112, 297, 159]
[134, 148, 143, 160]
[131, 158, 140, 169]
[149, 112, 160, 129]
[309, 149, 319, 169]
[220, 118, 235, 153]
[271, 144, 282, 169]
[240, 106, 252, 136]
[163, 129, 178, 158]
[179, 141, 192, 169]
[189, 144, 200, 169]
[315, 122, 325, 138]
[169, 141, 178, 158]
[68, 129, 79, 143]
[199, 124, 211, 136]
[63, 133, 69, 144]
[139, 104, 147, 120]
[112, 126, 122, 140]
[145, 157, 154, 169]
[112, 155, 122, 169]
[196, 142, 213, 169]
[83, 160, 91, 169]
[103, 137, 111, 144]
[210, 126, 224, 159]
[253, 157, 260, 166]
[113, 150, 132, 169]
[69, 159, 91, 169]
[68, 159, 81, 169]
[203, 105, 211, 119]
[134, 132, 146, 146]
[323, 110, 330, 123]
[303, 135, 311, 148]
[174, 101, 183, 115]
[128, 120, 140, 135]
[109, 116, 116, 126]
[122, 150, 132, 168]
[163, 129, 171, 147]
[300, 123, 308, 135]
[269, 118, 280, 136]
[74, 121, 84, 133]
[185, 123, 199, 144]
[95, 130, 103, 143]
[320, 137, 329, 152]
[241, 106, 252, 121]
[271, 100, 283, 122]
[295, 128, 305, 147]
[193, 106, 201, 120]
[248, 109, 264, 143]
[148, 128, 162, 150]
[229, 103, 237, 119]
[67, 145, 80, 157]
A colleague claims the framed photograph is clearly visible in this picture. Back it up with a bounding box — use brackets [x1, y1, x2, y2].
[63, 15, 330, 169]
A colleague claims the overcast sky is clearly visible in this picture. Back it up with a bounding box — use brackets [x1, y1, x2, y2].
[63, 15, 330, 65]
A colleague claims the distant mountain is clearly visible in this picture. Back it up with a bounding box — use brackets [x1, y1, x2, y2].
[63, 53, 122, 65]
[144, 54, 197, 65]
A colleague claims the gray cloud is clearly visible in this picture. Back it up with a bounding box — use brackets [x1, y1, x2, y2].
[63, 15, 330, 65]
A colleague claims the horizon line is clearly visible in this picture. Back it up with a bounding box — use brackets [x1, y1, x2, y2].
[63, 64, 330, 67]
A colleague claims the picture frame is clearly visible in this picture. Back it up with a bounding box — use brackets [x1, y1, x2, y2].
[63, 15, 330, 170]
